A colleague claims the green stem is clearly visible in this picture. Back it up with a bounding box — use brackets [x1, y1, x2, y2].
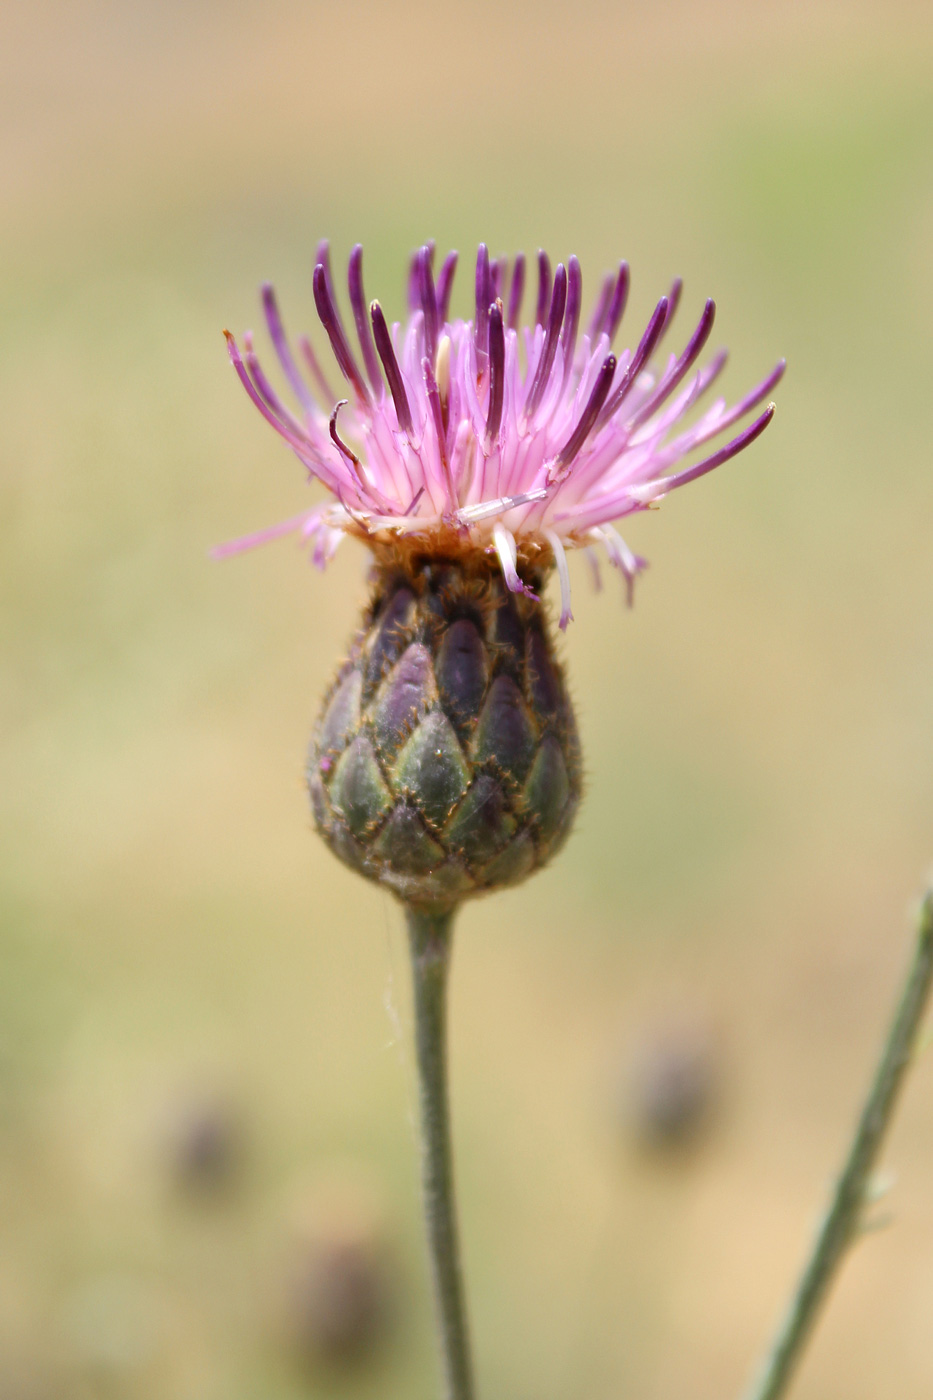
[405, 904, 475, 1400]
[743, 887, 933, 1400]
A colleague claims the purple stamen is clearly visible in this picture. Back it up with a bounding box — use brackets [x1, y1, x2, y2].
[261, 283, 316, 413]
[485, 300, 505, 451]
[524, 263, 568, 421]
[490, 257, 506, 299]
[507, 252, 526, 330]
[315, 242, 348, 339]
[407, 249, 420, 313]
[664, 277, 683, 328]
[627, 298, 716, 431]
[370, 300, 414, 436]
[224, 330, 316, 461]
[725, 358, 786, 423]
[436, 251, 458, 325]
[313, 262, 370, 403]
[422, 355, 455, 502]
[474, 244, 492, 368]
[550, 354, 616, 481]
[418, 245, 439, 368]
[422, 356, 447, 458]
[404, 485, 425, 516]
[696, 347, 729, 397]
[605, 261, 630, 343]
[407, 240, 435, 313]
[597, 295, 670, 428]
[297, 334, 338, 407]
[586, 274, 613, 343]
[656, 403, 776, 494]
[329, 399, 362, 473]
[560, 255, 582, 390]
[212, 508, 320, 560]
[243, 331, 305, 434]
[535, 250, 552, 327]
[347, 245, 384, 395]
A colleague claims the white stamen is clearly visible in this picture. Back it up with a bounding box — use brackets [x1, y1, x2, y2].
[544, 529, 573, 630]
[591, 524, 644, 606]
[628, 478, 669, 505]
[492, 522, 522, 592]
[456, 488, 547, 525]
[358, 511, 444, 533]
[592, 524, 640, 577]
[435, 334, 451, 417]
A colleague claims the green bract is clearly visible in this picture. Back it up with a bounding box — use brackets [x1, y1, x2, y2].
[308, 551, 582, 911]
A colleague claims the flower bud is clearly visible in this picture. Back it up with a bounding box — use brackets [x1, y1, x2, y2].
[307, 548, 582, 910]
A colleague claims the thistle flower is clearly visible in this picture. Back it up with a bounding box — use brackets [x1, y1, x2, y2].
[222, 241, 784, 1400]
[223, 241, 782, 911]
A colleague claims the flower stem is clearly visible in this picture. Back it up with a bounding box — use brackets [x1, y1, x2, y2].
[743, 886, 933, 1400]
[405, 904, 475, 1400]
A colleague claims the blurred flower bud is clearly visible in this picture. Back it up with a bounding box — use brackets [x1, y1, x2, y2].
[624, 1013, 720, 1149]
[283, 1174, 395, 1366]
[161, 1089, 242, 1194]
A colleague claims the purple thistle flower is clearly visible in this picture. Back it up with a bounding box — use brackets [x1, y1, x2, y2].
[221, 243, 783, 629]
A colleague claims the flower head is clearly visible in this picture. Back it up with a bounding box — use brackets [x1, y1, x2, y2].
[222, 241, 782, 627]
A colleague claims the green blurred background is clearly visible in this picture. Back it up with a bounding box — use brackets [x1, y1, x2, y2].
[3, 0, 933, 1395]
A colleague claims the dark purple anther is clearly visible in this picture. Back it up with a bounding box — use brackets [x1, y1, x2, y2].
[407, 241, 435, 314]
[313, 263, 370, 403]
[315, 242, 347, 337]
[242, 331, 296, 424]
[628, 298, 716, 431]
[605, 261, 630, 343]
[535, 250, 552, 327]
[436, 251, 458, 325]
[717, 355, 784, 420]
[407, 249, 420, 313]
[370, 300, 413, 436]
[422, 355, 452, 483]
[730, 358, 786, 420]
[347, 246, 384, 396]
[297, 334, 337, 406]
[417, 246, 439, 368]
[627, 276, 681, 376]
[560, 255, 582, 389]
[663, 403, 775, 492]
[474, 244, 492, 368]
[699, 348, 729, 397]
[586, 274, 613, 343]
[524, 262, 567, 420]
[240, 329, 295, 425]
[490, 257, 505, 299]
[261, 283, 316, 412]
[506, 252, 525, 330]
[665, 277, 683, 328]
[597, 295, 670, 428]
[484, 300, 505, 451]
[551, 354, 617, 480]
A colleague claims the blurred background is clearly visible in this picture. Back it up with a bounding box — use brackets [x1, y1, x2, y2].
[3, 0, 933, 1396]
